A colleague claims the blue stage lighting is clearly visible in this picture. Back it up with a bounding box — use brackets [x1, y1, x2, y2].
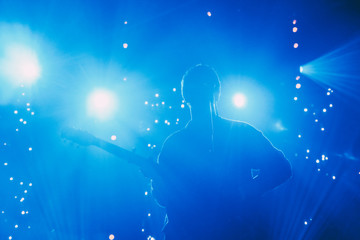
[0, 44, 41, 86]
[87, 89, 118, 121]
[233, 93, 247, 108]
[300, 38, 360, 100]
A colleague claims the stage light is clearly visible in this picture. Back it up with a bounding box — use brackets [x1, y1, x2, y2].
[300, 38, 360, 100]
[299, 66, 303, 73]
[87, 89, 118, 121]
[0, 44, 41, 86]
[233, 93, 247, 108]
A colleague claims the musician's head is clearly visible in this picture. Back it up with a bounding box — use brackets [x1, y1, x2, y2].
[181, 64, 221, 111]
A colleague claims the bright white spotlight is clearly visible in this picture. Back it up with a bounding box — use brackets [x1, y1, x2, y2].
[0, 44, 41, 85]
[299, 66, 303, 73]
[87, 89, 118, 120]
[233, 93, 247, 108]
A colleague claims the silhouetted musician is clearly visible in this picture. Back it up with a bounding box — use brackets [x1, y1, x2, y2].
[152, 64, 292, 239]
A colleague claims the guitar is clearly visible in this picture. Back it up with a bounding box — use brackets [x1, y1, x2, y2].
[61, 127, 159, 179]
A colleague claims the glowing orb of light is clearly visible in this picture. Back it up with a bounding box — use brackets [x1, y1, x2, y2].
[299, 66, 303, 73]
[111, 135, 117, 141]
[0, 45, 41, 85]
[294, 43, 299, 48]
[109, 234, 115, 240]
[233, 93, 247, 108]
[293, 27, 298, 32]
[87, 89, 118, 121]
[207, 11, 212, 17]
[296, 83, 301, 89]
[123, 43, 128, 48]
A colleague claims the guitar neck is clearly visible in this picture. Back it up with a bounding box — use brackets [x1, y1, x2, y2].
[93, 138, 159, 178]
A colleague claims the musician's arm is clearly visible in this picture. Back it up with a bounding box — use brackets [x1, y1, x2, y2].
[242, 130, 292, 198]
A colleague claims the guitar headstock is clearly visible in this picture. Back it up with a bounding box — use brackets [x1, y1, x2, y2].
[61, 127, 98, 146]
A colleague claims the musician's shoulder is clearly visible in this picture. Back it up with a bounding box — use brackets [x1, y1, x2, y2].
[217, 116, 262, 135]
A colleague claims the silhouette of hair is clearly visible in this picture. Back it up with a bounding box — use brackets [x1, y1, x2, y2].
[181, 64, 221, 105]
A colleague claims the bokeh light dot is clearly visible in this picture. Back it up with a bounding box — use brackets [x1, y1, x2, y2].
[294, 43, 299, 48]
[296, 83, 301, 89]
[111, 135, 117, 141]
[109, 234, 115, 240]
[123, 43, 128, 48]
[293, 27, 298, 32]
